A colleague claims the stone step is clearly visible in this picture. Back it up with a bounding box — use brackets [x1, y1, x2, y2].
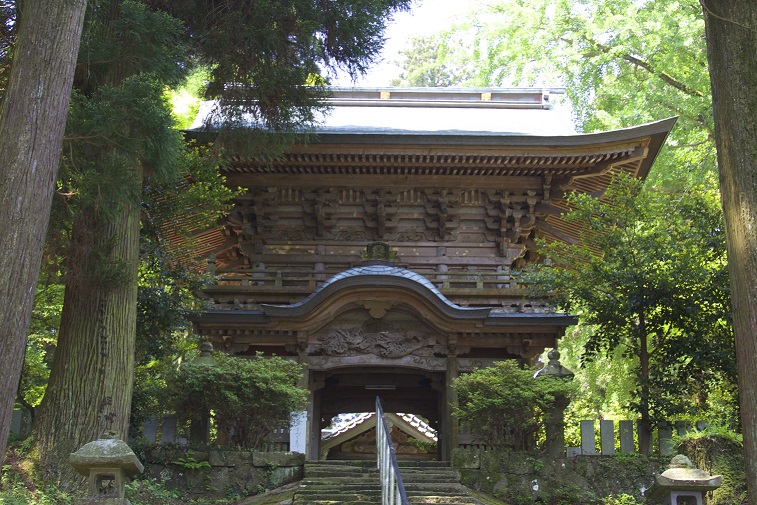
[309, 459, 377, 465]
[303, 470, 457, 483]
[398, 461, 451, 468]
[303, 468, 378, 479]
[305, 466, 453, 474]
[297, 489, 471, 502]
[295, 501, 378, 505]
[293, 460, 479, 505]
[298, 483, 466, 493]
[403, 472, 458, 480]
[296, 493, 475, 502]
[417, 496, 476, 503]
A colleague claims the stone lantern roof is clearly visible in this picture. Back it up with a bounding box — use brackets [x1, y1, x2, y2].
[70, 436, 144, 478]
[533, 349, 574, 379]
[647, 455, 723, 499]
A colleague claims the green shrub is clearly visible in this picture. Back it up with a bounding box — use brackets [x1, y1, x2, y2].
[452, 360, 576, 449]
[602, 493, 643, 505]
[170, 353, 307, 448]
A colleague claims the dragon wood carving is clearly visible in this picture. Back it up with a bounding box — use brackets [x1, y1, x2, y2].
[319, 328, 431, 358]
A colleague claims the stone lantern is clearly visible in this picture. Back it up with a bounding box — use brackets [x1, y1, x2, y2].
[533, 349, 574, 457]
[70, 433, 144, 505]
[647, 455, 723, 505]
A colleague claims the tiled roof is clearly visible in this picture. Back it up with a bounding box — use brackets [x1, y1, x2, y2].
[323, 412, 437, 442]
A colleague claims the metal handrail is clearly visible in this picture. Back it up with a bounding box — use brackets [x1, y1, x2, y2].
[375, 397, 409, 505]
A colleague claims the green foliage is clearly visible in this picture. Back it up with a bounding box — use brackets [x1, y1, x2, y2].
[452, 361, 576, 449]
[173, 455, 211, 470]
[0, 446, 72, 505]
[125, 478, 237, 505]
[154, 0, 411, 133]
[61, 74, 184, 219]
[168, 68, 211, 130]
[169, 353, 307, 449]
[555, 326, 637, 445]
[536, 484, 596, 505]
[16, 284, 65, 414]
[601, 494, 643, 505]
[527, 175, 734, 427]
[391, 34, 474, 87]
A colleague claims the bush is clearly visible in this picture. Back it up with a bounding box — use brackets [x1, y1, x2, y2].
[170, 353, 307, 448]
[452, 360, 576, 449]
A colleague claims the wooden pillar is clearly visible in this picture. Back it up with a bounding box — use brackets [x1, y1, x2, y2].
[443, 346, 459, 461]
[307, 373, 325, 461]
[290, 347, 309, 454]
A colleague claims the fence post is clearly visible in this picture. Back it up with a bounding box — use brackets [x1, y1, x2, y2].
[600, 420, 615, 455]
[11, 409, 31, 438]
[580, 420, 597, 455]
[619, 420, 635, 454]
[659, 422, 674, 456]
[161, 414, 177, 443]
[142, 416, 158, 443]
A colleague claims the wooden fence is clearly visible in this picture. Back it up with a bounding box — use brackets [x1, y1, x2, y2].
[567, 419, 710, 457]
[457, 419, 710, 457]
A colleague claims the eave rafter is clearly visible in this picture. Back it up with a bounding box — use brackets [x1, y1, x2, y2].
[223, 144, 644, 179]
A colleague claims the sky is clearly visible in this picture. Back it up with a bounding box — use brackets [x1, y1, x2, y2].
[332, 0, 482, 87]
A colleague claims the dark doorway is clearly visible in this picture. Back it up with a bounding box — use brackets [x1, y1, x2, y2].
[311, 367, 444, 460]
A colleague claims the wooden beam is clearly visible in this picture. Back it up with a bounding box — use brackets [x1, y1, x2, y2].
[225, 174, 545, 190]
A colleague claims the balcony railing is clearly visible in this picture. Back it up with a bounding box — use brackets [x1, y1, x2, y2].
[212, 267, 531, 293]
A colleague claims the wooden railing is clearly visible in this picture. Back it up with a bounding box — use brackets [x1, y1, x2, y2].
[376, 397, 409, 505]
[213, 267, 531, 293]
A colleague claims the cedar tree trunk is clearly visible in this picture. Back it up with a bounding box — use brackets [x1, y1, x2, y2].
[702, 2, 757, 502]
[32, 175, 142, 487]
[0, 0, 87, 459]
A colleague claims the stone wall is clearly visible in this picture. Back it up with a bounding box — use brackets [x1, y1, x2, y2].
[452, 448, 664, 504]
[132, 445, 304, 499]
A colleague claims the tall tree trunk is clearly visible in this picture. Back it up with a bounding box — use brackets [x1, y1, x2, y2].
[32, 164, 142, 487]
[637, 311, 651, 456]
[702, 2, 757, 502]
[0, 0, 87, 459]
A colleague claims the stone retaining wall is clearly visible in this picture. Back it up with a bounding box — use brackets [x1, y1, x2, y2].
[452, 448, 663, 504]
[133, 445, 304, 499]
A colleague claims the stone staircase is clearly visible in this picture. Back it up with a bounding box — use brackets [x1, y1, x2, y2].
[292, 460, 482, 505]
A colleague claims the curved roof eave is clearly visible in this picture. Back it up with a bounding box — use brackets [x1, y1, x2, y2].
[258, 264, 577, 328]
[261, 265, 490, 320]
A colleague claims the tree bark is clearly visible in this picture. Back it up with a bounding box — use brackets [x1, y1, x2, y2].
[0, 0, 87, 459]
[637, 312, 652, 456]
[702, 2, 757, 502]
[32, 173, 142, 487]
